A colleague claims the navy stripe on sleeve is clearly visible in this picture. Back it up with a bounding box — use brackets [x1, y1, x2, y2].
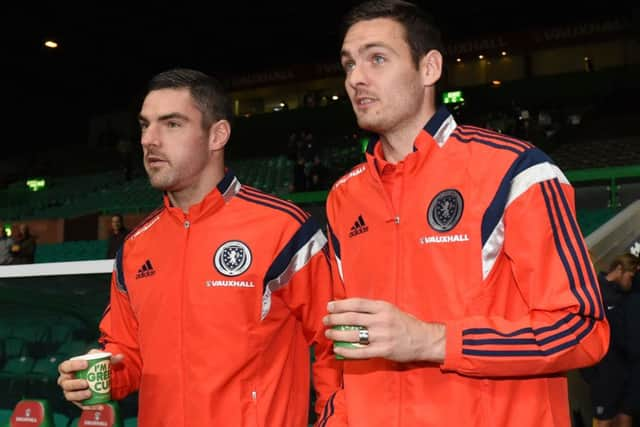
[457, 126, 532, 151]
[462, 313, 575, 337]
[115, 247, 127, 293]
[463, 314, 582, 347]
[318, 391, 337, 427]
[327, 223, 341, 260]
[552, 179, 604, 320]
[263, 217, 322, 293]
[460, 180, 600, 357]
[451, 133, 524, 155]
[545, 180, 594, 317]
[237, 190, 307, 225]
[462, 318, 596, 357]
[241, 186, 309, 221]
[481, 148, 552, 246]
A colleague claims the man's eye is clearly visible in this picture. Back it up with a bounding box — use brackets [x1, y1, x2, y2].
[373, 55, 385, 65]
[342, 61, 355, 72]
[167, 121, 180, 128]
[139, 123, 148, 131]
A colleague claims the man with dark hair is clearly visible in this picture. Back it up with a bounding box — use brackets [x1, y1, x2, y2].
[106, 214, 128, 259]
[583, 253, 638, 427]
[321, 1, 609, 426]
[58, 68, 339, 426]
[624, 252, 640, 427]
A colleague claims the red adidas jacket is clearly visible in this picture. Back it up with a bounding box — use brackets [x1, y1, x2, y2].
[99, 171, 340, 427]
[319, 107, 609, 427]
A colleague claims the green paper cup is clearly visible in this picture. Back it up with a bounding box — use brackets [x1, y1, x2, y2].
[71, 352, 112, 405]
[332, 325, 365, 360]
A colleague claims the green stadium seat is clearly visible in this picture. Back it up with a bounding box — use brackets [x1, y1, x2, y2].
[4, 337, 26, 359]
[7, 399, 55, 427]
[54, 412, 69, 427]
[48, 324, 73, 348]
[55, 341, 91, 359]
[11, 324, 50, 359]
[30, 356, 62, 379]
[14, 323, 49, 344]
[0, 323, 13, 341]
[0, 356, 35, 377]
[0, 357, 35, 410]
[0, 408, 12, 425]
[74, 402, 123, 427]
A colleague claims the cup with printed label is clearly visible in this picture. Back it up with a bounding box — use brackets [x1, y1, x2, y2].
[70, 352, 112, 405]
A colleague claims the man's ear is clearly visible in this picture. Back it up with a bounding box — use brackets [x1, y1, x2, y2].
[209, 119, 231, 152]
[420, 49, 443, 87]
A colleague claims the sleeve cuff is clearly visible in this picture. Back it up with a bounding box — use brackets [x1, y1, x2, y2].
[440, 319, 464, 372]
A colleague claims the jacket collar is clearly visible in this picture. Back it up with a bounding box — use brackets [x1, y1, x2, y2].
[163, 168, 241, 221]
[365, 105, 458, 174]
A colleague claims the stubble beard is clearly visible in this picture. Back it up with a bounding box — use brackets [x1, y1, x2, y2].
[146, 166, 175, 191]
[356, 109, 388, 134]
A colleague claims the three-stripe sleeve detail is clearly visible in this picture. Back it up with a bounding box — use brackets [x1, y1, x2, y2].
[461, 178, 602, 357]
[261, 217, 327, 320]
[318, 391, 337, 427]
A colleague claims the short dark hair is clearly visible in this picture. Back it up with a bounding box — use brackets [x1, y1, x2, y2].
[608, 253, 640, 273]
[341, 0, 444, 69]
[147, 68, 231, 129]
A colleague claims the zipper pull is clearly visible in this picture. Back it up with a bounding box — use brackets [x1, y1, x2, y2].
[394, 216, 400, 224]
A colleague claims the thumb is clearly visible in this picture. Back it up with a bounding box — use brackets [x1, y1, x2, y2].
[111, 354, 125, 365]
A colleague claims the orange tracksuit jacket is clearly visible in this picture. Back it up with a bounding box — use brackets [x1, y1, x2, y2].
[98, 171, 340, 427]
[319, 106, 609, 427]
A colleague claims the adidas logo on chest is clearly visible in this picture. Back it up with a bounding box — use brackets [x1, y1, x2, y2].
[349, 215, 369, 238]
[136, 260, 156, 279]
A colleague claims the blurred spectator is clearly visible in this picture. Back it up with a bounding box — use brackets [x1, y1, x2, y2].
[301, 130, 318, 162]
[11, 224, 36, 264]
[623, 258, 640, 427]
[107, 214, 129, 259]
[287, 131, 300, 161]
[582, 253, 639, 427]
[291, 156, 307, 192]
[303, 93, 317, 108]
[308, 154, 328, 191]
[0, 228, 13, 265]
[117, 137, 134, 181]
[585, 57, 595, 72]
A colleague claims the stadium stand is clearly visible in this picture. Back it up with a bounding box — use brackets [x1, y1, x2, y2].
[3, 399, 55, 427]
[0, 60, 637, 426]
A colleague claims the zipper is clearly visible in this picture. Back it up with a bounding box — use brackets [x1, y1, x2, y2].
[251, 390, 258, 427]
[395, 171, 403, 427]
[180, 212, 191, 426]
